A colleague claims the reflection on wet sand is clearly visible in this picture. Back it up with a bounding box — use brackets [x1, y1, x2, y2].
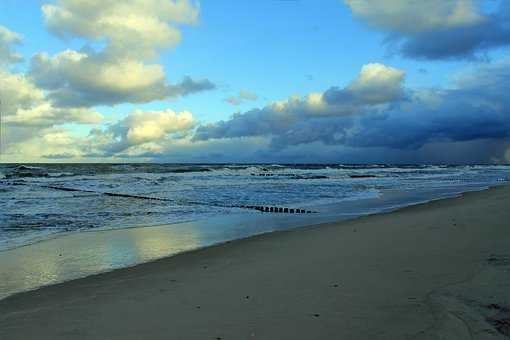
[128, 226, 202, 262]
[0, 221, 204, 300]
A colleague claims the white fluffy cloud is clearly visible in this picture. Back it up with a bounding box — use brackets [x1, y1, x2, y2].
[30, 51, 215, 107]
[42, 0, 199, 58]
[0, 68, 103, 127]
[6, 103, 103, 127]
[320, 63, 406, 110]
[0, 25, 22, 64]
[121, 109, 195, 144]
[0, 69, 43, 115]
[3, 106, 196, 161]
[0, 3, 211, 161]
[30, 50, 168, 107]
[84, 108, 196, 156]
[0, 25, 105, 161]
[1, 127, 91, 162]
[341, 63, 405, 104]
[32, 0, 213, 107]
[0, 65, 103, 161]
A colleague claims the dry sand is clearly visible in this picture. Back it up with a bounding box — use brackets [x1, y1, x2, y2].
[1, 186, 509, 339]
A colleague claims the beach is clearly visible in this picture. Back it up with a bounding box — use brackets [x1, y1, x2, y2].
[1, 185, 509, 339]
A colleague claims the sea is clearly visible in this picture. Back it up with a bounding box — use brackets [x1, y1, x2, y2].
[1, 163, 510, 252]
[1, 163, 510, 299]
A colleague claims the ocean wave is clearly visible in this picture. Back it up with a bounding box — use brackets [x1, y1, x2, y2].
[4, 165, 49, 179]
[1, 163, 510, 253]
[47, 172, 75, 177]
[169, 167, 212, 173]
[250, 173, 329, 179]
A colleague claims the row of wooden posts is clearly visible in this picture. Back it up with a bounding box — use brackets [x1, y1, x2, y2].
[231, 205, 314, 214]
[1, 181, 315, 214]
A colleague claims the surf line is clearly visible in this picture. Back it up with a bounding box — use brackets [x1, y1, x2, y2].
[1, 181, 316, 214]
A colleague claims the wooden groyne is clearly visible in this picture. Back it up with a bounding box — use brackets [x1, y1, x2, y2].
[1, 181, 316, 214]
[230, 205, 314, 214]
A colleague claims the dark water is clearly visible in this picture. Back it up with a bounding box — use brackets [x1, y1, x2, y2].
[1, 163, 509, 250]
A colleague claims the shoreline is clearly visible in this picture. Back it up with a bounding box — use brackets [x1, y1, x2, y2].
[0, 182, 497, 256]
[0, 183, 503, 301]
[1, 177, 502, 255]
[1, 184, 510, 338]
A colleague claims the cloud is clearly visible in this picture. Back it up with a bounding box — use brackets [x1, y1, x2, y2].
[1, 127, 88, 162]
[85, 108, 196, 156]
[346, 0, 483, 34]
[42, 152, 76, 160]
[0, 25, 105, 160]
[42, 0, 199, 59]
[195, 63, 405, 141]
[0, 69, 44, 115]
[5, 104, 103, 127]
[29, 50, 212, 107]
[29, 50, 167, 106]
[192, 59, 510, 161]
[225, 90, 259, 105]
[0, 68, 103, 127]
[0, 25, 23, 64]
[124, 136, 271, 162]
[168, 76, 216, 97]
[33, 0, 213, 107]
[0, 67, 103, 161]
[323, 63, 405, 105]
[11, 58, 509, 164]
[117, 108, 195, 144]
[345, 0, 510, 60]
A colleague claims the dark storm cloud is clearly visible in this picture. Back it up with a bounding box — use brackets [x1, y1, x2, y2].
[193, 60, 510, 155]
[194, 63, 406, 142]
[347, 93, 510, 149]
[346, 0, 510, 60]
[398, 14, 510, 60]
[194, 107, 299, 141]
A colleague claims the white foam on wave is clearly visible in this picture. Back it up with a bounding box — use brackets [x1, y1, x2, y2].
[2, 164, 510, 252]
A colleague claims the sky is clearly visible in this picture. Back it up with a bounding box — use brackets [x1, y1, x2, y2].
[1, 0, 510, 164]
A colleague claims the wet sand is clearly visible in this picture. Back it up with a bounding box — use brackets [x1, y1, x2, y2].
[1, 185, 509, 339]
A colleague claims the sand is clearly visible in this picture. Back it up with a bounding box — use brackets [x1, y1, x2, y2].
[1, 186, 509, 339]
